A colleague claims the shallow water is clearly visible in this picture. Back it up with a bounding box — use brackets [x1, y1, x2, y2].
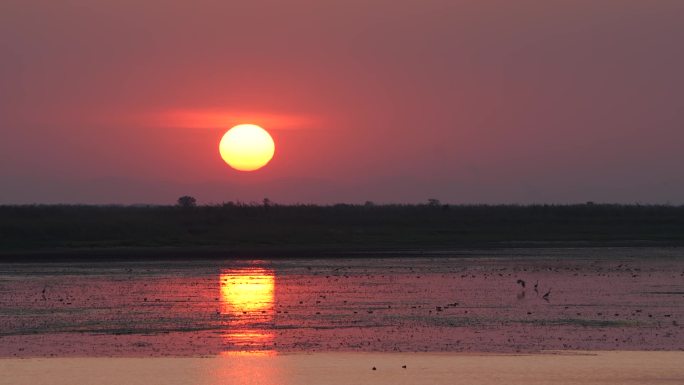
[0, 248, 682, 356]
[3, 352, 684, 385]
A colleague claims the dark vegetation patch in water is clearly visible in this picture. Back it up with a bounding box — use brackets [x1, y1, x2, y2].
[516, 318, 638, 327]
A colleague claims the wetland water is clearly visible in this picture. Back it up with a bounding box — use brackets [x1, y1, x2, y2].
[0, 248, 682, 357]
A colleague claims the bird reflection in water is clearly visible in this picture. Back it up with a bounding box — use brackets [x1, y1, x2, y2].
[219, 267, 276, 355]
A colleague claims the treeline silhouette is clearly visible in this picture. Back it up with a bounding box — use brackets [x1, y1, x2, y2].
[1, 203, 684, 255]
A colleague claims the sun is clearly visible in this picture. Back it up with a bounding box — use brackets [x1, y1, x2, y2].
[219, 124, 275, 171]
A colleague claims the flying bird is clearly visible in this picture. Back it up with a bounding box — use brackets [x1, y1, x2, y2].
[542, 289, 551, 301]
[516, 279, 526, 288]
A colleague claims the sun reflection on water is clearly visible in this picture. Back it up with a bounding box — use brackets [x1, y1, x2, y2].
[219, 267, 275, 354]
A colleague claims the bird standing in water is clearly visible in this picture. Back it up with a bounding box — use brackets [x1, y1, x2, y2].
[516, 279, 526, 300]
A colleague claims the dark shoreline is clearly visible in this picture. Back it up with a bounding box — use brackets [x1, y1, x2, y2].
[2, 241, 684, 262]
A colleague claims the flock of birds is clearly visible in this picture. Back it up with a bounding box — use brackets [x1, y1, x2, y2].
[516, 279, 551, 301]
[367, 276, 550, 371]
[5, 260, 681, 358]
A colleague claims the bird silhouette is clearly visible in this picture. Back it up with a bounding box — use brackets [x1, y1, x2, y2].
[542, 289, 551, 301]
[534, 281, 539, 295]
[516, 279, 526, 288]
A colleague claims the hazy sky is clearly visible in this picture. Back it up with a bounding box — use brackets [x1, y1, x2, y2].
[2, 0, 684, 204]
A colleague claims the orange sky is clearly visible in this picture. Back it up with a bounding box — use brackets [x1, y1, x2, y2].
[2, 0, 684, 204]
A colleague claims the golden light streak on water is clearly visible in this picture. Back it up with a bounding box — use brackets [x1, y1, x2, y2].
[219, 268, 275, 353]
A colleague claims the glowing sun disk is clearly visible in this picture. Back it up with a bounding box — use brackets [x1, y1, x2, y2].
[219, 124, 275, 171]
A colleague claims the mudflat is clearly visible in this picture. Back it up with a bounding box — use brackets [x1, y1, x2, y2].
[0, 248, 682, 356]
[1, 351, 683, 385]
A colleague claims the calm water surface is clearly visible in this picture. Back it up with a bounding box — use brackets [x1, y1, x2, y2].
[0, 248, 682, 356]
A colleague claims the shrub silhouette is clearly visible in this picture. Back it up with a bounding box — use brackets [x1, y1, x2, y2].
[177, 196, 197, 208]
